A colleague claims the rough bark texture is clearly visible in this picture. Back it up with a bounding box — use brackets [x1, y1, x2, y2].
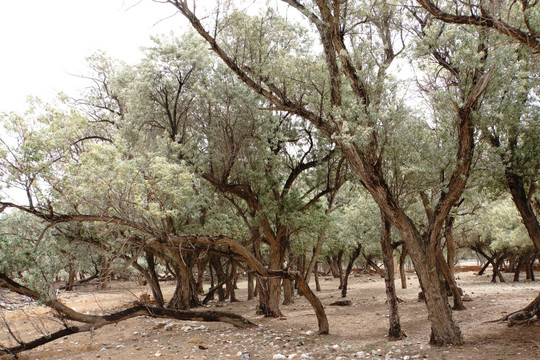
[435, 246, 465, 310]
[380, 212, 406, 340]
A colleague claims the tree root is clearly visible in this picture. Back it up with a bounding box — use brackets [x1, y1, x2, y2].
[0, 303, 256, 356]
[491, 292, 540, 326]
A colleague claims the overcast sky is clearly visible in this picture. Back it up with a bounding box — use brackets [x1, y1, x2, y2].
[0, 0, 184, 113]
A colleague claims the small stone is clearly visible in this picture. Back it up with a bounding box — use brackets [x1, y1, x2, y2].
[305, 330, 314, 336]
[356, 351, 365, 357]
[288, 354, 297, 359]
[332, 344, 340, 350]
[273, 354, 287, 359]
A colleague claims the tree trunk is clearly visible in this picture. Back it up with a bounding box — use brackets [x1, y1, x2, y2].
[314, 262, 321, 292]
[145, 251, 165, 307]
[226, 260, 238, 302]
[341, 243, 362, 298]
[305, 228, 325, 284]
[435, 246, 465, 310]
[444, 217, 457, 281]
[210, 256, 226, 301]
[282, 278, 293, 305]
[336, 251, 344, 289]
[514, 256, 524, 282]
[380, 212, 406, 340]
[364, 255, 385, 278]
[291, 272, 329, 334]
[167, 251, 191, 310]
[505, 168, 540, 250]
[491, 256, 506, 283]
[66, 262, 76, 291]
[247, 271, 255, 300]
[526, 254, 535, 281]
[399, 246, 408, 289]
[196, 256, 210, 294]
[326, 255, 340, 278]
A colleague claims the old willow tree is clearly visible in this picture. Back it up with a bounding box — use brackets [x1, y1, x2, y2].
[156, 0, 536, 345]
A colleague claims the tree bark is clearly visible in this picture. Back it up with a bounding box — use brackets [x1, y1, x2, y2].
[380, 212, 406, 340]
[314, 262, 321, 291]
[435, 246, 465, 310]
[304, 228, 325, 284]
[145, 251, 165, 307]
[247, 271, 255, 300]
[399, 245, 408, 289]
[341, 243, 362, 298]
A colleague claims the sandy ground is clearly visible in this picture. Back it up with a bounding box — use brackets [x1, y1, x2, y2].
[1, 269, 540, 360]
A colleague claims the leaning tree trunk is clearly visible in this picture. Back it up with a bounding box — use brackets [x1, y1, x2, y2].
[304, 228, 326, 284]
[491, 256, 506, 283]
[435, 246, 465, 310]
[380, 212, 406, 340]
[341, 243, 362, 298]
[145, 251, 165, 307]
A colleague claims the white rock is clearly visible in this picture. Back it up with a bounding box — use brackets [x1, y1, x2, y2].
[273, 355, 287, 359]
[356, 351, 365, 357]
[288, 355, 297, 359]
[332, 344, 340, 350]
[305, 330, 314, 336]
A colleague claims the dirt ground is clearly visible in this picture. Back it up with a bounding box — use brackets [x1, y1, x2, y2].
[1, 268, 540, 360]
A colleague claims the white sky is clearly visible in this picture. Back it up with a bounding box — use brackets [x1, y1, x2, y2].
[0, 0, 185, 113]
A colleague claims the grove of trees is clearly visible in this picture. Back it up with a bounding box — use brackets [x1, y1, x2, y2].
[0, 0, 538, 356]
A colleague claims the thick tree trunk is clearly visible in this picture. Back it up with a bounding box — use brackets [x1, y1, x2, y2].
[412, 248, 462, 345]
[167, 251, 191, 310]
[380, 212, 406, 340]
[341, 243, 362, 298]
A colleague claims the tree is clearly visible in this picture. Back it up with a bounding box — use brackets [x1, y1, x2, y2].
[159, 0, 514, 344]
